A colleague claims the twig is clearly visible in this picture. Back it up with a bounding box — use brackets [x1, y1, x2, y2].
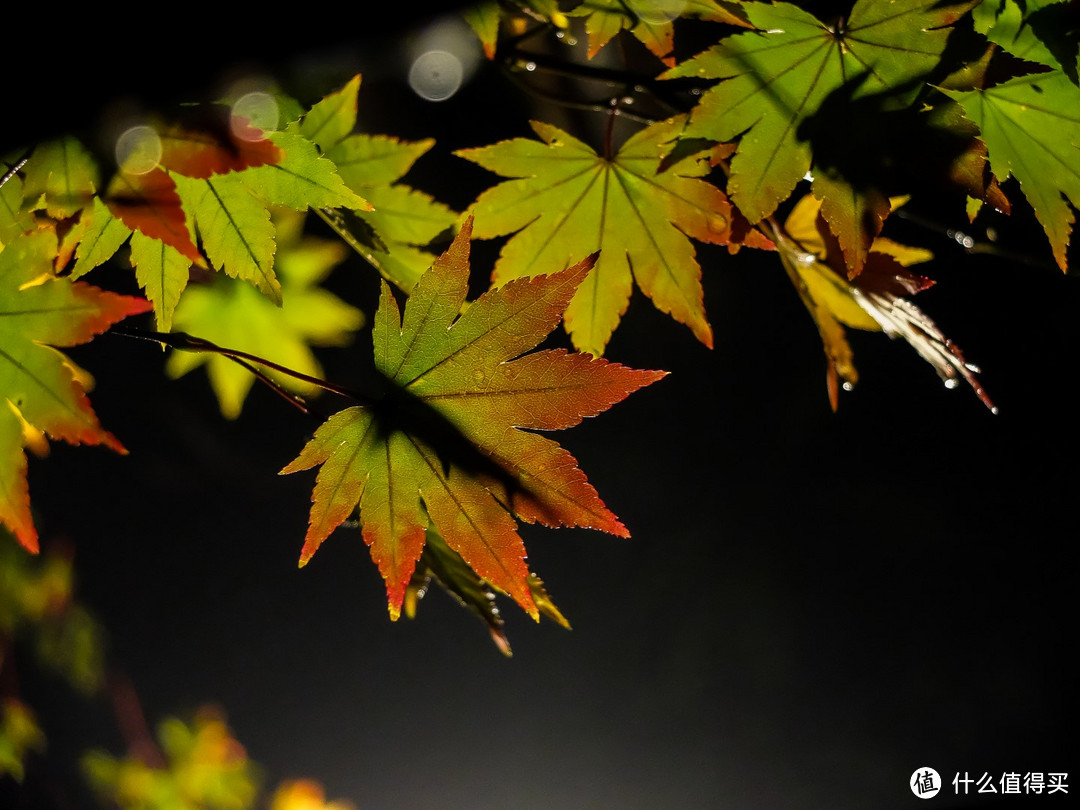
[108, 324, 377, 412]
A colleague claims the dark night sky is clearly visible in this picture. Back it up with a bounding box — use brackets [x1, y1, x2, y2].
[5, 5, 1076, 809]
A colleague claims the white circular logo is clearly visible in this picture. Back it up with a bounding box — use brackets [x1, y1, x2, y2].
[910, 767, 941, 799]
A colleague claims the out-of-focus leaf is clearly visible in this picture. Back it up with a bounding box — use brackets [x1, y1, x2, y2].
[0, 699, 45, 782]
[82, 708, 259, 810]
[0, 530, 106, 693]
[103, 168, 202, 263]
[166, 210, 363, 419]
[270, 780, 355, 810]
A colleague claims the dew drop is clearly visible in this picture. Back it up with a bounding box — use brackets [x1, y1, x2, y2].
[944, 378, 959, 389]
[842, 381, 854, 392]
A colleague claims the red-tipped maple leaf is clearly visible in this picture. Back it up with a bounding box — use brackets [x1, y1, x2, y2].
[281, 218, 666, 618]
[0, 229, 151, 552]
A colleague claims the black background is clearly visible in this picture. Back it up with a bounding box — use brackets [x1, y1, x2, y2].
[4, 4, 1075, 809]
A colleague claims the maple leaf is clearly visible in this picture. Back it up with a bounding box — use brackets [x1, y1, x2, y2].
[971, 0, 1079, 78]
[778, 193, 995, 412]
[665, 0, 973, 273]
[0, 698, 45, 782]
[166, 209, 364, 418]
[464, 0, 504, 59]
[298, 75, 459, 293]
[281, 218, 665, 619]
[569, 0, 751, 66]
[456, 115, 742, 356]
[943, 69, 1080, 271]
[0, 229, 151, 553]
[404, 526, 570, 656]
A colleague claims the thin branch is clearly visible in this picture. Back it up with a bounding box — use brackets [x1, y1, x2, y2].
[108, 323, 378, 408]
[0, 154, 30, 192]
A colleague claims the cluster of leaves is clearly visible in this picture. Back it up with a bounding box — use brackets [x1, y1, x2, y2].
[1, 62, 667, 649]
[3, 0, 1079, 659]
[467, 0, 1077, 403]
[1, 0, 1079, 804]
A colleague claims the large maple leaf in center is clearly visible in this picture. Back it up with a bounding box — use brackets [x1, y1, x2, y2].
[282, 219, 665, 618]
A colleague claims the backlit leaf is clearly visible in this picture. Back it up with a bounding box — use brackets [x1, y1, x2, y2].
[173, 172, 281, 303]
[70, 197, 133, 280]
[780, 193, 994, 412]
[243, 127, 371, 212]
[943, 69, 1080, 271]
[300, 77, 458, 293]
[129, 231, 193, 331]
[281, 219, 665, 618]
[972, 0, 1078, 77]
[457, 115, 741, 356]
[0, 229, 150, 552]
[665, 0, 973, 268]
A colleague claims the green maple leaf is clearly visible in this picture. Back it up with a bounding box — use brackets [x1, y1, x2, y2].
[299, 74, 459, 293]
[0, 229, 151, 553]
[281, 218, 665, 618]
[972, 0, 1078, 78]
[944, 70, 1080, 271]
[166, 210, 364, 419]
[665, 0, 972, 272]
[456, 115, 739, 356]
[569, 0, 750, 66]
